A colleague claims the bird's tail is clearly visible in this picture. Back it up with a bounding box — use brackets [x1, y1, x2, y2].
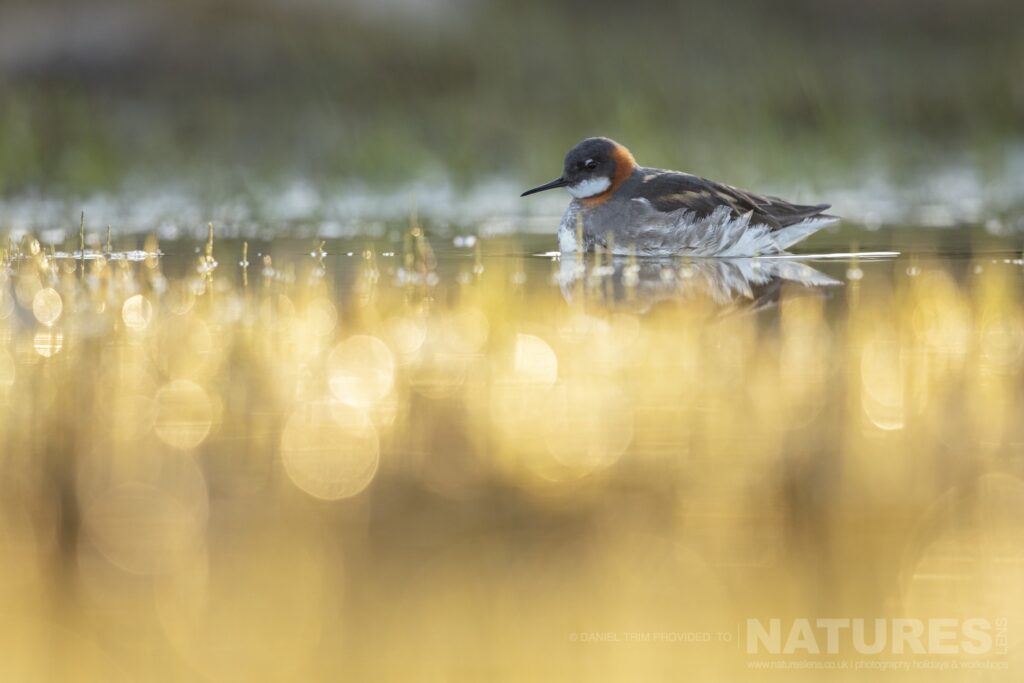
[772, 215, 839, 250]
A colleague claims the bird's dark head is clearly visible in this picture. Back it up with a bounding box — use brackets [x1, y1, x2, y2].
[521, 137, 636, 200]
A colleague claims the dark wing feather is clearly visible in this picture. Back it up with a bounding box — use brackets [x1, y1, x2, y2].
[640, 171, 832, 229]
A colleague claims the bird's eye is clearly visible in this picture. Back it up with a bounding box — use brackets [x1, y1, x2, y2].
[584, 159, 598, 170]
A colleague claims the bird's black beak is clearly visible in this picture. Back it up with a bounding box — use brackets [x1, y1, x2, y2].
[520, 177, 568, 197]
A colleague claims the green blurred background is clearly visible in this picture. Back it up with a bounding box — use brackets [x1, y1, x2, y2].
[1, 0, 1022, 198]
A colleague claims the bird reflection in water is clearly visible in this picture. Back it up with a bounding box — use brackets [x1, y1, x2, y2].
[556, 253, 842, 313]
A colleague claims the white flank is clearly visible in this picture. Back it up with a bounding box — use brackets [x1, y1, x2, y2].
[616, 203, 838, 257]
[566, 177, 611, 199]
[556, 201, 841, 257]
[558, 228, 578, 253]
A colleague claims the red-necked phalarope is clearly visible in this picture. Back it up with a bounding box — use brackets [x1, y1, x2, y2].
[521, 137, 838, 256]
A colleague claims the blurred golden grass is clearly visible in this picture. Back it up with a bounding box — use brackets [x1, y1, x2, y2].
[0, 229, 1021, 680]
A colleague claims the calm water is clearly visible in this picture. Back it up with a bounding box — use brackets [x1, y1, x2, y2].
[0, 222, 1022, 680]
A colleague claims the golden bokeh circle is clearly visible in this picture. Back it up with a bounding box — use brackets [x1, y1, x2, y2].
[33, 328, 63, 357]
[542, 380, 633, 474]
[384, 315, 427, 356]
[153, 380, 213, 450]
[281, 401, 380, 500]
[327, 335, 395, 408]
[443, 307, 489, 354]
[122, 294, 154, 330]
[511, 334, 558, 385]
[82, 478, 208, 576]
[31, 288, 62, 326]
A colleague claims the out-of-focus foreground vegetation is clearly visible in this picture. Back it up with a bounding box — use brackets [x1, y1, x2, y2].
[0, 232, 1023, 680]
[1, 0, 1023, 196]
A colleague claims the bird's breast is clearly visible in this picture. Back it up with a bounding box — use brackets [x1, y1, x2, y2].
[558, 200, 623, 252]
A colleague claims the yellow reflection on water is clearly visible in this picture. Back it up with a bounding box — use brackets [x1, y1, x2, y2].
[0, 238, 1021, 680]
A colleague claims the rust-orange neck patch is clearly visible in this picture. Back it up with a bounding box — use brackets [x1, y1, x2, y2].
[582, 143, 637, 207]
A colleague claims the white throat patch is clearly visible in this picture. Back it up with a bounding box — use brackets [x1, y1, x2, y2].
[566, 176, 611, 199]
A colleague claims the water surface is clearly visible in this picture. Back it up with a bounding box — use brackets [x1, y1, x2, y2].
[0, 222, 1021, 680]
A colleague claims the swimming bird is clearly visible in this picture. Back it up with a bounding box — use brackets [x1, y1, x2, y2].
[521, 137, 838, 256]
